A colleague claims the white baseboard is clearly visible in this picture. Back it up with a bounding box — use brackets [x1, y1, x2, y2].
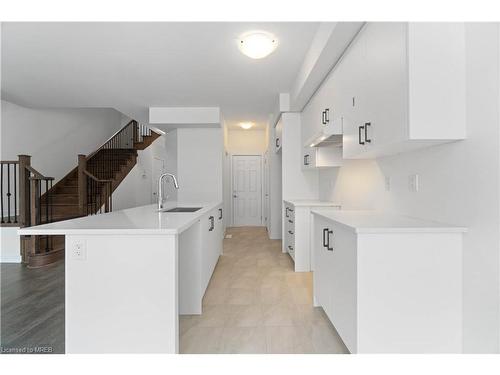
[1, 256, 22, 263]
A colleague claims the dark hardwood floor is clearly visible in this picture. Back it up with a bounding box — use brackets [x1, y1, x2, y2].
[1, 261, 65, 354]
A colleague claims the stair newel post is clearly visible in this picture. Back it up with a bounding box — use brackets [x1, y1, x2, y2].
[78, 155, 87, 215]
[18, 155, 31, 263]
[17, 155, 31, 228]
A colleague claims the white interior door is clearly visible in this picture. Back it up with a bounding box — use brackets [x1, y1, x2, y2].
[232, 155, 262, 226]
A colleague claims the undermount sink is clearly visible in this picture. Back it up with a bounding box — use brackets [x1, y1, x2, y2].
[163, 207, 202, 213]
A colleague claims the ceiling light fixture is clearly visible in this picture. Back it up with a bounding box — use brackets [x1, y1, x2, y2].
[238, 31, 278, 59]
[239, 122, 254, 130]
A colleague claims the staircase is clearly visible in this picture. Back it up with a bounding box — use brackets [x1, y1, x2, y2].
[0, 120, 161, 268]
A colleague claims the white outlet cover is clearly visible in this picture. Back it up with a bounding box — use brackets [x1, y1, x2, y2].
[73, 240, 87, 260]
[384, 176, 391, 191]
[408, 174, 419, 192]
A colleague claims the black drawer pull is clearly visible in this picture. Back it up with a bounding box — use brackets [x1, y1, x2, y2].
[322, 111, 326, 125]
[288, 230, 294, 235]
[285, 207, 289, 218]
[358, 125, 365, 145]
[276, 138, 280, 148]
[325, 108, 330, 123]
[304, 154, 309, 166]
[322, 228, 329, 248]
[209, 216, 214, 231]
[218, 208, 223, 220]
[288, 219, 293, 224]
[327, 230, 334, 251]
[365, 122, 371, 143]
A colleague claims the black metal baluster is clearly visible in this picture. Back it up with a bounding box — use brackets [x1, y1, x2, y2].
[1, 164, 3, 223]
[14, 164, 17, 223]
[7, 164, 11, 223]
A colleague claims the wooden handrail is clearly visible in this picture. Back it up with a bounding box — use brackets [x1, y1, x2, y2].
[83, 170, 113, 183]
[0, 160, 19, 164]
[25, 165, 54, 180]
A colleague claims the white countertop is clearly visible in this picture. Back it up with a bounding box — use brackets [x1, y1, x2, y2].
[284, 199, 341, 207]
[18, 201, 222, 236]
[311, 209, 467, 234]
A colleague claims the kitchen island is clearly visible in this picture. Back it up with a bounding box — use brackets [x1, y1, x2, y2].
[18, 201, 224, 354]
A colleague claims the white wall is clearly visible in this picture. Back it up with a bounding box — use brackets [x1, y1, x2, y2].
[0, 227, 21, 263]
[176, 128, 223, 203]
[163, 130, 178, 202]
[226, 130, 267, 154]
[112, 136, 168, 211]
[316, 24, 500, 353]
[1, 100, 122, 182]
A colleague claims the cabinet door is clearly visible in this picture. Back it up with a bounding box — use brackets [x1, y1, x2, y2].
[301, 91, 323, 145]
[312, 216, 334, 309]
[321, 67, 342, 136]
[363, 22, 407, 152]
[274, 119, 283, 153]
[328, 222, 358, 352]
[301, 147, 317, 170]
[339, 27, 369, 159]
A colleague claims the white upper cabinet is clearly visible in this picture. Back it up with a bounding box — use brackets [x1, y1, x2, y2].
[340, 22, 466, 159]
[274, 118, 283, 153]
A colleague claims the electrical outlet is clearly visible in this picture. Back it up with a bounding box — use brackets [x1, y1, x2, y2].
[408, 174, 419, 192]
[73, 240, 86, 260]
[384, 176, 391, 191]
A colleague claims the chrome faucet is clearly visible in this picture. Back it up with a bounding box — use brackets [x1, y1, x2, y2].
[158, 173, 179, 210]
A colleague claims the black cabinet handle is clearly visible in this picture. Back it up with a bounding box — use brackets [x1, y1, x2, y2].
[325, 108, 330, 123]
[288, 219, 293, 224]
[364, 122, 371, 143]
[304, 154, 309, 166]
[218, 208, 223, 220]
[209, 216, 214, 231]
[288, 245, 293, 251]
[288, 230, 294, 235]
[276, 138, 280, 148]
[322, 228, 329, 248]
[358, 125, 365, 145]
[321, 111, 326, 125]
[327, 230, 334, 251]
[285, 207, 289, 218]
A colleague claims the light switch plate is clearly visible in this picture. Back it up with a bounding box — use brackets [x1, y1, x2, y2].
[72, 240, 87, 260]
[384, 176, 391, 192]
[408, 174, 419, 192]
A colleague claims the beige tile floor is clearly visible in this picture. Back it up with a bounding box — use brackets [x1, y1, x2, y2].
[179, 227, 349, 354]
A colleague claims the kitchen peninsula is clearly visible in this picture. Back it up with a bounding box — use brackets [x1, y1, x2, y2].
[18, 201, 224, 353]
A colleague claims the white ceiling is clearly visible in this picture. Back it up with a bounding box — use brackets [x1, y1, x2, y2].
[1, 22, 320, 130]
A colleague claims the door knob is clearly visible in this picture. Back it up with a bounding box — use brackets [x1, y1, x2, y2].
[233, 194, 237, 198]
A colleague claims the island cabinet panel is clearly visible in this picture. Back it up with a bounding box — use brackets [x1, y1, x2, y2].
[312, 212, 463, 353]
[65, 234, 179, 354]
[201, 203, 224, 295]
[179, 203, 223, 316]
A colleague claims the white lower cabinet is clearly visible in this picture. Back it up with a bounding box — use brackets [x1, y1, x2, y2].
[202, 204, 223, 293]
[180, 204, 223, 315]
[312, 211, 464, 353]
[283, 200, 340, 272]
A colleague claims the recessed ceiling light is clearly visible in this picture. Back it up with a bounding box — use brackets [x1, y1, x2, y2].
[238, 31, 278, 59]
[239, 122, 254, 130]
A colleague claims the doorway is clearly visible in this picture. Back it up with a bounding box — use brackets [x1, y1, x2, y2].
[232, 155, 262, 226]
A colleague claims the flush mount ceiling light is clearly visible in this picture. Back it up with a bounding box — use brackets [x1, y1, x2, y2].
[239, 122, 254, 130]
[238, 31, 278, 59]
